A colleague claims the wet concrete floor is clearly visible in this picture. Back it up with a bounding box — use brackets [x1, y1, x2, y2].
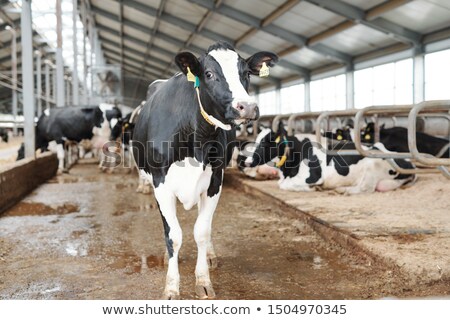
[0, 163, 446, 299]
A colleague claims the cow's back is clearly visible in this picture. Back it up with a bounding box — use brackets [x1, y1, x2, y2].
[42, 106, 102, 143]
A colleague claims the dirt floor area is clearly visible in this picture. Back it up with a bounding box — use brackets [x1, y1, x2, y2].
[0, 162, 449, 299]
[233, 171, 450, 290]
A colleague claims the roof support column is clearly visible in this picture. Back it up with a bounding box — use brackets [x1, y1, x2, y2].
[346, 66, 354, 109]
[44, 60, 51, 110]
[72, 0, 79, 105]
[275, 82, 282, 114]
[413, 48, 425, 103]
[304, 80, 311, 112]
[52, 68, 57, 104]
[5, 26, 17, 135]
[82, 0, 88, 104]
[89, 17, 95, 104]
[56, 0, 65, 107]
[65, 75, 71, 106]
[21, 0, 35, 158]
[35, 50, 42, 116]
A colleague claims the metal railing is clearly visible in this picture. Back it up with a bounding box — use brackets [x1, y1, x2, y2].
[247, 100, 450, 179]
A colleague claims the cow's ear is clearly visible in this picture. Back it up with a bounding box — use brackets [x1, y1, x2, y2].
[175, 52, 201, 76]
[246, 52, 279, 75]
[276, 121, 287, 137]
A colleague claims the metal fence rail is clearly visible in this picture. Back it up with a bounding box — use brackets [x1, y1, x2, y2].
[245, 100, 450, 179]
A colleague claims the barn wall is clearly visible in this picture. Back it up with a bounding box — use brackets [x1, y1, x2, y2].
[0, 152, 58, 214]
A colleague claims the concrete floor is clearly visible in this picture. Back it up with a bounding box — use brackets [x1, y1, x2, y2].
[231, 172, 450, 290]
[0, 162, 448, 299]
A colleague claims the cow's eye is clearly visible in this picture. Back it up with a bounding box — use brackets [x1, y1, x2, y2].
[205, 71, 213, 79]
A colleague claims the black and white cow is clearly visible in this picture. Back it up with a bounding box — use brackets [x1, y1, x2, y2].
[362, 123, 450, 158]
[132, 41, 278, 299]
[17, 105, 122, 172]
[241, 123, 416, 194]
[0, 128, 9, 143]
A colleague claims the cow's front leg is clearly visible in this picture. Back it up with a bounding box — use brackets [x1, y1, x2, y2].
[194, 189, 221, 299]
[56, 141, 65, 174]
[155, 187, 182, 300]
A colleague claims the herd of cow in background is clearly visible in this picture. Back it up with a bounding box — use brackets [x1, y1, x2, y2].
[3, 94, 447, 197]
[235, 119, 449, 194]
[2, 91, 448, 196]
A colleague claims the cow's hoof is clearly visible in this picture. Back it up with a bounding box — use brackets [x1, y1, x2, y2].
[208, 256, 218, 270]
[195, 283, 216, 299]
[161, 291, 180, 300]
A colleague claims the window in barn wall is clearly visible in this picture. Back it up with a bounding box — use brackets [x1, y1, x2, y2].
[310, 75, 346, 112]
[425, 49, 450, 100]
[354, 59, 413, 108]
[258, 90, 277, 115]
[280, 84, 305, 114]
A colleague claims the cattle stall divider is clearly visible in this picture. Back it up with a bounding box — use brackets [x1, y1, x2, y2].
[352, 101, 450, 178]
[286, 111, 322, 136]
[250, 114, 277, 139]
[244, 100, 450, 179]
[311, 107, 446, 175]
[407, 101, 450, 178]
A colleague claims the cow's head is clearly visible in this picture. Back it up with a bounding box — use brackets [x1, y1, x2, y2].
[175, 41, 278, 126]
[99, 105, 123, 140]
[239, 122, 287, 169]
[361, 122, 377, 143]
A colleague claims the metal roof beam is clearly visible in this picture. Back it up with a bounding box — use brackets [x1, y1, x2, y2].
[99, 35, 179, 74]
[91, 4, 205, 55]
[104, 51, 162, 78]
[261, 0, 300, 27]
[188, 0, 351, 64]
[0, 17, 20, 31]
[107, 0, 310, 77]
[96, 24, 172, 57]
[305, 0, 421, 45]
[102, 45, 171, 75]
[366, 0, 413, 21]
[0, 6, 16, 28]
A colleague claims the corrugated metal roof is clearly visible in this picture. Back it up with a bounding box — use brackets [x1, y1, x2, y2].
[2, 0, 450, 95]
[382, 0, 450, 34]
[90, 0, 450, 88]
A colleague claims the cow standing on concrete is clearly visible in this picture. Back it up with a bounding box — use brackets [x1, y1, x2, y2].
[132, 41, 278, 299]
[17, 105, 122, 172]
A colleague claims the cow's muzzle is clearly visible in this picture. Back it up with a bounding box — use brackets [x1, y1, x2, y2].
[234, 101, 259, 120]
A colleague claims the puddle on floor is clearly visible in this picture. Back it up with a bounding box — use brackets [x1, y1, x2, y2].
[108, 254, 165, 274]
[3, 202, 79, 217]
[48, 176, 100, 184]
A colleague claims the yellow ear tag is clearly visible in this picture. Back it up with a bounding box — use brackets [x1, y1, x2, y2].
[259, 62, 270, 78]
[337, 134, 343, 141]
[364, 134, 371, 141]
[186, 66, 196, 82]
[276, 155, 287, 168]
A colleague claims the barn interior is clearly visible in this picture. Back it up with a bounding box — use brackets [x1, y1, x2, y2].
[0, 0, 449, 300]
